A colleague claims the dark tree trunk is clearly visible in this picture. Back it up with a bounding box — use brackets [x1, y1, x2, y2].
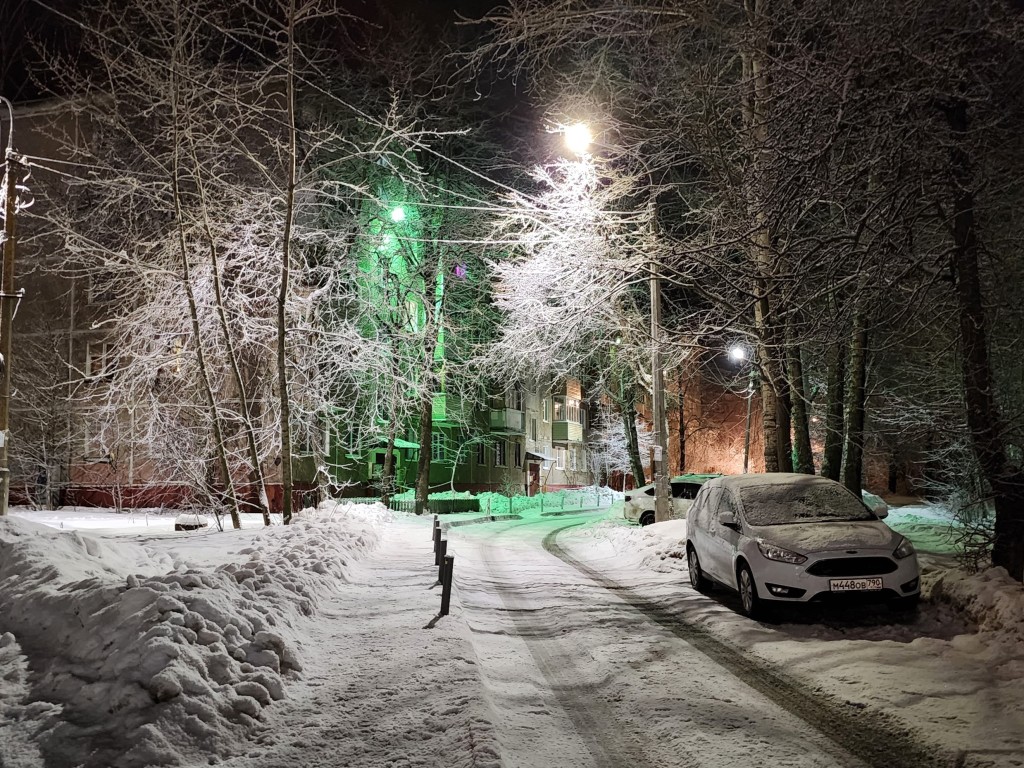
[777, 381, 794, 473]
[414, 392, 433, 516]
[821, 341, 846, 482]
[788, 340, 814, 474]
[620, 382, 646, 486]
[841, 312, 868, 495]
[944, 98, 1024, 580]
[676, 370, 687, 474]
[380, 422, 397, 508]
[624, 407, 646, 487]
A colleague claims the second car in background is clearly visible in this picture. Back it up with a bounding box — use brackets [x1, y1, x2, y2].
[623, 473, 720, 526]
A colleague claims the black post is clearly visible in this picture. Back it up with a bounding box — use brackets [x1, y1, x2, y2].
[440, 554, 454, 616]
[437, 539, 448, 582]
[433, 525, 441, 564]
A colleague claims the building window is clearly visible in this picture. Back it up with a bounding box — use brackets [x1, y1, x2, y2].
[431, 432, 445, 462]
[553, 396, 580, 423]
[506, 390, 523, 410]
[530, 418, 538, 441]
[406, 299, 421, 332]
[514, 441, 522, 468]
[476, 442, 486, 465]
[569, 447, 579, 471]
[81, 411, 109, 461]
[86, 341, 113, 378]
[542, 398, 549, 422]
[555, 447, 567, 469]
[494, 440, 507, 467]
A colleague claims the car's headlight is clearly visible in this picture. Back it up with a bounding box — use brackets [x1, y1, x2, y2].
[757, 541, 807, 564]
[893, 537, 915, 559]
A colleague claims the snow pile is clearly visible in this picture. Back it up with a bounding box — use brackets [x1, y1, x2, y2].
[928, 566, 1024, 639]
[0, 633, 61, 768]
[0, 507, 383, 768]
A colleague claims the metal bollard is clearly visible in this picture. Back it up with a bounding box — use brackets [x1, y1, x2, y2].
[437, 539, 448, 582]
[440, 554, 454, 616]
[433, 525, 442, 564]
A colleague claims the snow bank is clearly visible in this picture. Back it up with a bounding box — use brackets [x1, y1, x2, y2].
[0, 502, 385, 768]
[929, 566, 1024, 640]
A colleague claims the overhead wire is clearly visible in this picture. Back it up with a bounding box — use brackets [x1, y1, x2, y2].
[24, 0, 544, 215]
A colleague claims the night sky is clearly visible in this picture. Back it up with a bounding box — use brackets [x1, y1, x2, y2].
[0, 0, 502, 102]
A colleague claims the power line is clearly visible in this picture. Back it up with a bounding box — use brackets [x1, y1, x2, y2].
[25, 0, 540, 212]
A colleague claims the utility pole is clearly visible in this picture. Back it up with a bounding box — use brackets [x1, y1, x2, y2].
[0, 98, 20, 517]
[650, 258, 670, 523]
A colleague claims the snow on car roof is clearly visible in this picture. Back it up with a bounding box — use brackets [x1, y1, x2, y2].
[708, 472, 843, 489]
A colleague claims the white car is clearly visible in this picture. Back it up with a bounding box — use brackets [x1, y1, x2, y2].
[624, 474, 719, 526]
[685, 473, 920, 618]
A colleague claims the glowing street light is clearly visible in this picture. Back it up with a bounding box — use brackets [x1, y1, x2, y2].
[564, 120, 669, 521]
[563, 123, 593, 156]
[730, 344, 756, 474]
[389, 205, 406, 223]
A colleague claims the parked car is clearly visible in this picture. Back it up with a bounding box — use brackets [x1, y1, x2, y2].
[685, 473, 920, 619]
[624, 474, 720, 526]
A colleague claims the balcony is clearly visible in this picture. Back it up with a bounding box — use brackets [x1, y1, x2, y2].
[551, 420, 583, 443]
[432, 393, 462, 424]
[489, 408, 525, 434]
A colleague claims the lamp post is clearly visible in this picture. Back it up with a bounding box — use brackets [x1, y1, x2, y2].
[730, 345, 756, 474]
[563, 123, 670, 522]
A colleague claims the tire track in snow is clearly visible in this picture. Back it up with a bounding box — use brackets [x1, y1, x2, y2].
[542, 521, 957, 768]
[468, 533, 670, 768]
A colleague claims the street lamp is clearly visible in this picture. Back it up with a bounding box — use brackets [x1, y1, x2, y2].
[563, 123, 594, 156]
[729, 344, 756, 474]
[563, 123, 671, 523]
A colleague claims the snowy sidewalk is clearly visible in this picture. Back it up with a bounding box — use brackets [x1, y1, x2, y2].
[214, 514, 501, 768]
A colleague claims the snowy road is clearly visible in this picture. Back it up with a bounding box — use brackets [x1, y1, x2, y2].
[450, 510, 950, 768]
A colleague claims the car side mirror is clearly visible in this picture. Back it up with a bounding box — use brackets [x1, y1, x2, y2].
[875, 508, 889, 520]
[719, 511, 740, 530]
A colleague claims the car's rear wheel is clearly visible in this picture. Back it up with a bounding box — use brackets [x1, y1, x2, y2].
[687, 546, 712, 593]
[639, 511, 655, 527]
[737, 562, 765, 620]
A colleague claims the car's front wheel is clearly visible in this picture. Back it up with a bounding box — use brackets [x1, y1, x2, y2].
[737, 562, 765, 620]
[639, 511, 655, 526]
[688, 546, 712, 593]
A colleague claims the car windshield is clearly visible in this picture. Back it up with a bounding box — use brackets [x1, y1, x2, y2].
[738, 483, 875, 526]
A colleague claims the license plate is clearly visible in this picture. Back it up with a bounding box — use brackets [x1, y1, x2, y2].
[829, 577, 883, 592]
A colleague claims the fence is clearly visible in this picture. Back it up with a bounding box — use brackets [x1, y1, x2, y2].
[338, 497, 480, 514]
